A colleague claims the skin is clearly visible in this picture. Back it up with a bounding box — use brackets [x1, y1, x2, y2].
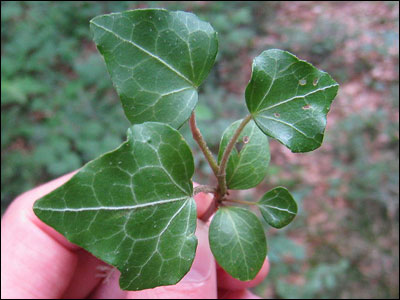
[1, 172, 269, 299]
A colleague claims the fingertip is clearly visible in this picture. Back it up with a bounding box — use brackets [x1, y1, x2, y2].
[12, 171, 80, 250]
[193, 190, 214, 219]
[62, 250, 105, 299]
[218, 289, 261, 299]
[1, 171, 81, 298]
[217, 258, 269, 291]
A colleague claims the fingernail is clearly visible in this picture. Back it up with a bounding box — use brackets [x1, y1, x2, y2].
[181, 220, 214, 283]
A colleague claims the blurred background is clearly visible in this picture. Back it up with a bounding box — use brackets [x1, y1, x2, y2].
[1, 1, 399, 298]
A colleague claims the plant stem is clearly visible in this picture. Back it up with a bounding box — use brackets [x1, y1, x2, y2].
[217, 114, 253, 196]
[189, 112, 219, 177]
[224, 198, 257, 206]
[193, 185, 216, 196]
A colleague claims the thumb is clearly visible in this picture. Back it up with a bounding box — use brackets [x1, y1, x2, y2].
[89, 220, 217, 299]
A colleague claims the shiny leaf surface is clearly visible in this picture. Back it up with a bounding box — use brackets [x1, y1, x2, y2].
[258, 187, 297, 228]
[246, 49, 339, 152]
[218, 120, 270, 190]
[91, 9, 218, 128]
[33, 122, 197, 291]
[209, 207, 267, 281]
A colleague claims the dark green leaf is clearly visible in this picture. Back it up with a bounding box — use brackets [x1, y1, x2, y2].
[245, 49, 339, 152]
[33, 122, 197, 291]
[258, 187, 297, 228]
[209, 207, 267, 281]
[90, 9, 218, 128]
[218, 120, 270, 190]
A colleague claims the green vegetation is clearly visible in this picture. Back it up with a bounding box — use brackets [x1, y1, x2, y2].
[33, 8, 334, 290]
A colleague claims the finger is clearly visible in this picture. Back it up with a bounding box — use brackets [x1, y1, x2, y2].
[193, 182, 214, 219]
[218, 289, 261, 299]
[62, 250, 105, 299]
[89, 220, 217, 299]
[216, 258, 269, 291]
[1, 172, 81, 299]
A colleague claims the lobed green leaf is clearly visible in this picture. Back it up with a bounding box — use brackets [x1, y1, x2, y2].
[90, 9, 218, 128]
[218, 119, 270, 190]
[209, 207, 267, 281]
[245, 49, 339, 152]
[33, 122, 197, 291]
[258, 187, 297, 228]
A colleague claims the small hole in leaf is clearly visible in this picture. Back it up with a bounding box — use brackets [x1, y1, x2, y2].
[243, 136, 249, 144]
[313, 78, 319, 86]
[299, 79, 307, 85]
[302, 104, 311, 110]
[235, 142, 244, 153]
[274, 112, 280, 118]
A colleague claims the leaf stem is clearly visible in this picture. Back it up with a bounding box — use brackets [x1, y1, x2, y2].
[193, 185, 216, 196]
[189, 112, 219, 177]
[217, 114, 253, 196]
[224, 198, 257, 206]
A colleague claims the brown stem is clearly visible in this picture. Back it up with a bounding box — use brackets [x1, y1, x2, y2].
[193, 185, 216, 195]
[217, 114, 253, 196]
[189, 112, 219, 177]
[224, 198, 257, 206]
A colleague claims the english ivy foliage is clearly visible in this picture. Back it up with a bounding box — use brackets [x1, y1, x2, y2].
[246, 49, 339, 152]
[33, 9, 339, 291]
[209, 207, 267, 281]
[90, 9, 218, 129]
[218, 120, 270, 190]
[34, 122, 197, 290]
[258, 187, 298, 229]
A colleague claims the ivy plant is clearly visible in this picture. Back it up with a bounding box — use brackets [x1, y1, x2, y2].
[33, 9, 339, 291]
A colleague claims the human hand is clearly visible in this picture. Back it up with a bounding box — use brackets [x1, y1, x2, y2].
[1, 172, 269, 299]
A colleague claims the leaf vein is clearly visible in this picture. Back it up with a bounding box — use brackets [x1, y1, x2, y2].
[91, 21, 195, 86]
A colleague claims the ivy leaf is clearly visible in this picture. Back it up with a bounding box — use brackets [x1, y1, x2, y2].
[258, 187, 297, 228]
[90, 9, 218, 128]
[209, 207, 267, 281]
[33, 122, 197, 291]
[245, 49, 339, 152]
[218, 120, 270, 190]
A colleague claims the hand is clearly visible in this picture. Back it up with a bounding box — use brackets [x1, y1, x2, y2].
[1, 172, 269, 299]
